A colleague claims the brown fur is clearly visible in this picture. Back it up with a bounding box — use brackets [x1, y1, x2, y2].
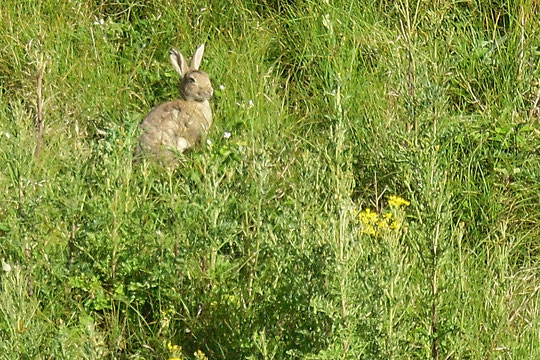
[135, 44, 213, 165]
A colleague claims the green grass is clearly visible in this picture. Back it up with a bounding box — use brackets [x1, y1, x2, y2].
[1, 0, 539, 359]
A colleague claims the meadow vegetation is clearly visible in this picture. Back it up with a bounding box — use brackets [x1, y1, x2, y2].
[1, 0, 539, 358]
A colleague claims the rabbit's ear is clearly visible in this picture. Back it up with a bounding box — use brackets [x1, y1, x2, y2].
[190, 44, 205, 70]
[170, 48, 189, 76]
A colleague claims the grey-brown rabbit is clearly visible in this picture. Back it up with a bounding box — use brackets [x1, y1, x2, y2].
[136, 44, 213, 164]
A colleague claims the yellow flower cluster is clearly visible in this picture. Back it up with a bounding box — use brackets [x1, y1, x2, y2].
[358, 195, 410, 236]
[388, 195, 410, 208]
[167, 342, 207, 360]
[358, 208, 379, 236]
[168, 342, 181, 352]
[168, 342, 183, 360]
[194, 350, 209, 360]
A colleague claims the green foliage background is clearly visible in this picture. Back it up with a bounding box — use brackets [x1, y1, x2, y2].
[0, 0, 539, 359]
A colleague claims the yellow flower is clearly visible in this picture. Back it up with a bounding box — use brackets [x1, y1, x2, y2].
[361, 224, 378, 236]
[377, 219, 389, 231]
[390, 220, 401, 230]
[194, 350, 208, 360]
[169, 358, 182, 360]
[168, 342, 182, 355]
[359, 208, 378, 224]
[388, 195, 410, 209]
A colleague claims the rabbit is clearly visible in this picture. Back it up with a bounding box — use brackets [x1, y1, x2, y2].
[135, 44, 213, 164]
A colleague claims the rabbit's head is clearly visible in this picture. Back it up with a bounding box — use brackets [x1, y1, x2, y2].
[170, 44, 213, 102]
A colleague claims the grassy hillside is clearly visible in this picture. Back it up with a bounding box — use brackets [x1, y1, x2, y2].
[1, 0, 539, 359]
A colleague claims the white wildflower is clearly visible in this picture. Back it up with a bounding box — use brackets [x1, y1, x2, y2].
[219, 84, 226, 91]
[206, 139, 212, 145]
[2, 259, 11, 273]
[223, 131, 231, 139]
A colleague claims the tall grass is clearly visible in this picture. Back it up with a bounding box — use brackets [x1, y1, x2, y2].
[1, 0, 539, 359]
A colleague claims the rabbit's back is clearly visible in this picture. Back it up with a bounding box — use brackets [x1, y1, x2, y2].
[136, 99, 211, 162]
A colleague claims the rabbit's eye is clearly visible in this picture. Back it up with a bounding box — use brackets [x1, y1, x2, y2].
[187, 77, 196, 83]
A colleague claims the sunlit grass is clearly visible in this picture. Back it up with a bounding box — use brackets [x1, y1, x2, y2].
[1, 0, 539, 359]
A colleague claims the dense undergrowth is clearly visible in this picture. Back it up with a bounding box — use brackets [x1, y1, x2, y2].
[1, 0, 539, 359]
